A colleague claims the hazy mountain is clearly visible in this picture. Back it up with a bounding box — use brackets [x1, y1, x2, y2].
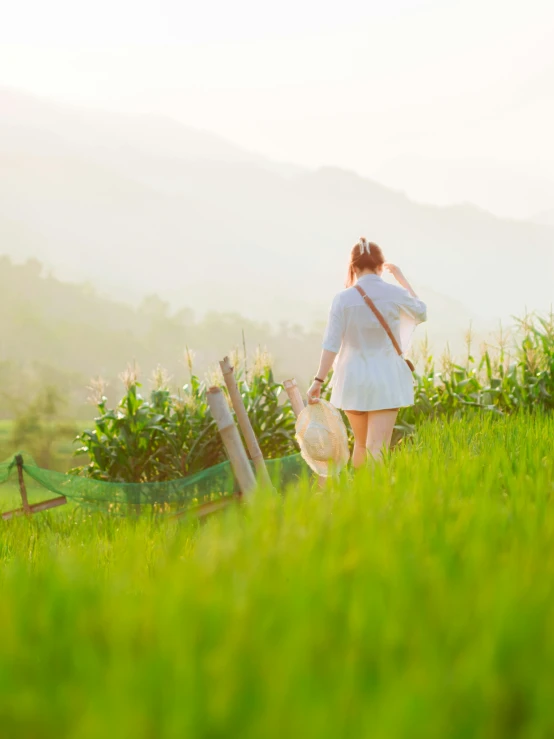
[373, 154, 554, 222]
[0, 87, 304, 173]
[533, 209, 554, 227]
[1, 89, 553, 342]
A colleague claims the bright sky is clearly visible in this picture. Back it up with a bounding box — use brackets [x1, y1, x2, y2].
[2, 0, 554, 217]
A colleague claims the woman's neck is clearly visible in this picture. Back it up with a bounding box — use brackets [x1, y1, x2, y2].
[356, 269, 380, 279]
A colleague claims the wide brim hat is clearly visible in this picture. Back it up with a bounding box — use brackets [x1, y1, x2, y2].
[295, 399, 350, 477]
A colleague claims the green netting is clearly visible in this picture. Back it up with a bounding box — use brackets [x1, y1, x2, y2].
[0, 456, 16, 485]
[0, 453, 308, 515]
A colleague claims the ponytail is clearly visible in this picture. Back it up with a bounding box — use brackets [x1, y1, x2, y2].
[345, 238, 385, 287]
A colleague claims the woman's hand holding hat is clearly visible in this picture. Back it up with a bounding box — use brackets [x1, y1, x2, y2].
[307, 380, 322, 404]
[295, 399, 350, 476]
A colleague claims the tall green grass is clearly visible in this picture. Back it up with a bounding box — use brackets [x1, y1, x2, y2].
[1, 413, 554, 738]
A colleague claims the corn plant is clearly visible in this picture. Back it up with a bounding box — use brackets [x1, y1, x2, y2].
[399, 312, 554, 431]
[74, 354, 298, 482]
[75, 313, 554, 481]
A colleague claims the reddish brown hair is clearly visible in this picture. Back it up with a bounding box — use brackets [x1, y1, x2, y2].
[346, 238, 385, 287]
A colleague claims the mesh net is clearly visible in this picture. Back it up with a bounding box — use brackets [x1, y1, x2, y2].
[0, 456, 15, 485]
[0, 452, 308, 516]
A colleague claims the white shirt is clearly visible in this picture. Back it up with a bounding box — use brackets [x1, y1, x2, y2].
[322, 273, 427, 411]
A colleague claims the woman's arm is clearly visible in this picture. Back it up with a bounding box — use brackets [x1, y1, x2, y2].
[384, 263, 419, 298]
[307, 293, 343, 404]
[307, 349, 337, 404]
[385, 262, 427, 328]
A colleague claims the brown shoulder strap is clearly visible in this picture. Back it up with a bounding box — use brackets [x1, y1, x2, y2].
[354, 284, 403, 357]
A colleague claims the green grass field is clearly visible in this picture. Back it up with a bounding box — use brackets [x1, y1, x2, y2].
[1, 413, 554, 738]
[0, 419, 89, 466]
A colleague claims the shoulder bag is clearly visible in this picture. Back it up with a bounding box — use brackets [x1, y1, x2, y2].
[354, 284, 415, 373]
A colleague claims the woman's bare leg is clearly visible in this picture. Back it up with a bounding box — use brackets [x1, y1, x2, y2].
[366, 409, 399, 462]
[344, 411, 369, 468]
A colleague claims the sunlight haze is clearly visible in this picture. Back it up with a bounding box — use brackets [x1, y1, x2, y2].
[0, 0, 553, 380]
[2, 0, 554, 218]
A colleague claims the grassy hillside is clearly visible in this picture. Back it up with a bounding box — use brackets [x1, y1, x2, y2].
[2, 251, 549, 427]
[0, 419, 87, 470]
[1, 253, 481, 418]
[0, 256, 328, 416]
[1, 414, 554, 737]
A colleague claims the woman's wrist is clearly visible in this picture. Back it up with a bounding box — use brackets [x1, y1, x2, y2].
[314, 376, 325, 384]
[397, 273, 416, 295]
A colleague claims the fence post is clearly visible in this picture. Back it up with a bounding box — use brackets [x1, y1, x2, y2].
[219, 357, 272, 488]
[283, 379, 305, 417]
[207, 387, 257, 500]
[15, 455, 31, 514]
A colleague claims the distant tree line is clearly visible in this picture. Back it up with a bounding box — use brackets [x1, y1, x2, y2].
[0, 256, 324, 418]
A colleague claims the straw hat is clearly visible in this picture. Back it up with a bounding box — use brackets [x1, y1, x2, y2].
[295, 399, 350, 477]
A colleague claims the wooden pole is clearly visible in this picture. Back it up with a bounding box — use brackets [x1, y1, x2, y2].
[207, 387, 257, 500]
[1, 454, 68, 520]
[171, 495, 238, 521]
[15, 454, 31, 514]
[2, 495, 67, 521]
[283, 379, 305, 417]
[219, 356, 271, 488]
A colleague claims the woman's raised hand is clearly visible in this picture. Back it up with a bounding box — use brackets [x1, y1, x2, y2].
[384, 262, 419, 298]
[383, 263, 404, 281]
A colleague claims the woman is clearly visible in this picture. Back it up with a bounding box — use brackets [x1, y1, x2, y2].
[307, 238, 427, 467]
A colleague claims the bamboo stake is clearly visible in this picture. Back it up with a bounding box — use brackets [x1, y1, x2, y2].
[171, 494, 239, 521]
[219, 356, 272, 488]
[283, 379, 305, 417]
[1, 454, 68, 520]
[15, 455, 31, 514]
[207, 387, 257, 500]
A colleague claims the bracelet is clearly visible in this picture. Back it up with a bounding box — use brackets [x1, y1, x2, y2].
[314, 376, 325, 384]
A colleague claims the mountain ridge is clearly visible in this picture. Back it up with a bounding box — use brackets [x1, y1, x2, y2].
[1, 88, 553, 331]
[533, 208, 554, 227]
